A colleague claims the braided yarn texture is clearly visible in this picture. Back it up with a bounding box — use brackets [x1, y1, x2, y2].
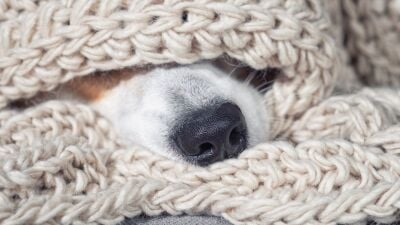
[326, 0, 400, 88]
[0, 0, 400, 225]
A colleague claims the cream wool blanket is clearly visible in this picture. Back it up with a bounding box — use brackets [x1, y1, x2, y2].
[1, 0, 400, 225]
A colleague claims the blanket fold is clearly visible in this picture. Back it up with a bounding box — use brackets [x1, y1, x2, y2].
[1, 0, 400, 225]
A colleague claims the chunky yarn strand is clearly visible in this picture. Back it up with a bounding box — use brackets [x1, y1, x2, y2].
[1, 0, 400, 225]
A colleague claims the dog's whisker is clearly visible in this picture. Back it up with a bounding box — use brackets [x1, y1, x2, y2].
[228, 65, 241, 78]
[258, 86, 274, 93]
[244, 70, 258, 85]
[256, 81, 274, 89]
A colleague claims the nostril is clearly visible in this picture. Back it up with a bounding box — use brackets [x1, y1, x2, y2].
[184, 142, 214, 156]
[199, 142, 214, 155]
[229, 126, 242, 147]
[227, 124, 247, 157]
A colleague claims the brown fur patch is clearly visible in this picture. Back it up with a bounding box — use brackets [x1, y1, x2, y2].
[67, 68, 144, 102]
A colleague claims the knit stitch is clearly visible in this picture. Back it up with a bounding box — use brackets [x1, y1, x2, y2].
[0, 0, 399, 225]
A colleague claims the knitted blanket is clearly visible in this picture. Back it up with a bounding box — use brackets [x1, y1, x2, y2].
[1, 0, 400, 224]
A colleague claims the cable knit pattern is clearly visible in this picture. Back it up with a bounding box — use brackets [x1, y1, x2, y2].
[0, 0, 400, 225]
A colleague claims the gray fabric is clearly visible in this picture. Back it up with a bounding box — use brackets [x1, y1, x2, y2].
[119, 215, 232, 225]
[119, 215, 400, 225]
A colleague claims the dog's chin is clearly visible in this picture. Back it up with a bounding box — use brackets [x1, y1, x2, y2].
[92, 62, 270, 165]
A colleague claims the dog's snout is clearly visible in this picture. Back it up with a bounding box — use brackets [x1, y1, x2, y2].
[171, 102, 247, 166]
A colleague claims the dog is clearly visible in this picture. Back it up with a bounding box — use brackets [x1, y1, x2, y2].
[15, 59, 276, 166]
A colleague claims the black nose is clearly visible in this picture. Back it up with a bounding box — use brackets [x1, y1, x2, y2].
[171, 102, 247, 166]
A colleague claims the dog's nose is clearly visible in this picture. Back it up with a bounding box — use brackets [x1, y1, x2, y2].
[171, 102, 247, 166]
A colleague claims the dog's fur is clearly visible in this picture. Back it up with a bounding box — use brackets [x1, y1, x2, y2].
[15, 60, 275, 165]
